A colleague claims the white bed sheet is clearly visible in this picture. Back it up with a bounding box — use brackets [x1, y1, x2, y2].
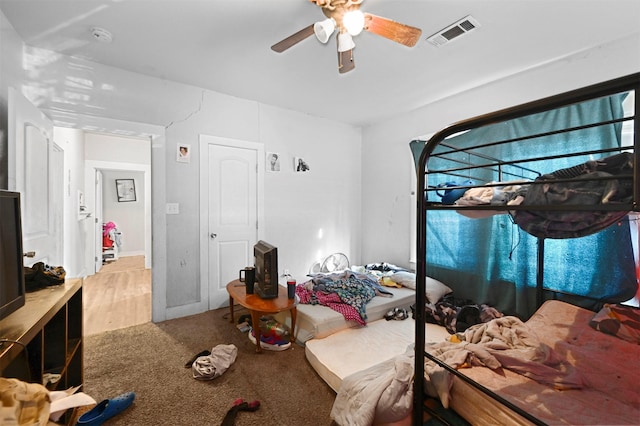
[305, 317, 450, 392]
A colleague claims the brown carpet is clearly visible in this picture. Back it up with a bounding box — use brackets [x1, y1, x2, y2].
[82, 306, 337, 425]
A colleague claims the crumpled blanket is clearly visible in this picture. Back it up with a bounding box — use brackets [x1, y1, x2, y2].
[192, 344, 238, 380]
[297, 270, 392, 325]
[425, 316, 583, 407]
[331, 345, 415, 426]
[513, 152, 633, 238]
[455, 182, 524, 206]
[308, 270, 393, 297]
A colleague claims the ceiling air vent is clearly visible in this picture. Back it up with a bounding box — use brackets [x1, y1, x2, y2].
[426, 15, 480, 47]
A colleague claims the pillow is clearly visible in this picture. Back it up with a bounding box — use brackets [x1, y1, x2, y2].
[589, 303, 640, 344]
[389, 271, 416, 289]
[389, 271, 452, 304]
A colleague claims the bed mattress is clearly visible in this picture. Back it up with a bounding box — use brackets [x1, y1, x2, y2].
[276, 285, 416, 344]
[305, 317, 450, 392]
[449, 300, 640, 425]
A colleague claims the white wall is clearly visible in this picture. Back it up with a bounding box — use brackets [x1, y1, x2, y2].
[85, 132, 151, 165]
[0, 8, 362, 322]
[360, 33, 640, 269]
[258, 104, 362, 278]
[54, 127, 88, 278]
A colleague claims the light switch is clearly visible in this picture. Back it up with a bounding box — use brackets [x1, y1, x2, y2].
[166, 203, 180, 214]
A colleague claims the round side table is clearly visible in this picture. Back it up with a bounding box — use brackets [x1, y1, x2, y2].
[226, 280, 297, 353]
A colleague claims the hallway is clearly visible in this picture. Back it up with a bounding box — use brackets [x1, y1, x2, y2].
[83, 255, 151, 336]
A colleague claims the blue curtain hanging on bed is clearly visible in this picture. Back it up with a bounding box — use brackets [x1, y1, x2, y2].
[412, 93, 636, 319]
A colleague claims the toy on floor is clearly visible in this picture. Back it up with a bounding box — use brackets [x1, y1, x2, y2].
[247, 316, 292, 351]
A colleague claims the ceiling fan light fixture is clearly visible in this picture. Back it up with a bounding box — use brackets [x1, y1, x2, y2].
[314, 18, 336, 43]
[337, 32, 356, 52]
[343, 10, 365, 36]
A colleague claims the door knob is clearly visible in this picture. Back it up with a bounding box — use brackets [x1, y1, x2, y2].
[210, 233, 217, 239]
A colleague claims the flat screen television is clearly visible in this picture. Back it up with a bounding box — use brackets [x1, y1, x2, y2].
[0, 190, 26, 321]
[254, 240, 278, 299]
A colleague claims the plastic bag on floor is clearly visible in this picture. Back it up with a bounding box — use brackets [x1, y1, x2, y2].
[0, 378, 50, 426]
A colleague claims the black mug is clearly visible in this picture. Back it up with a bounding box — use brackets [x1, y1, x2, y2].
[239, 267, 255, 294]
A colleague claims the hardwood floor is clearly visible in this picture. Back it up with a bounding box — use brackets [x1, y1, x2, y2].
[83, 255, 151, 336]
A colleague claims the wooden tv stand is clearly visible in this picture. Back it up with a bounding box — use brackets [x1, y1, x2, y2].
[0, 278, 83, 419]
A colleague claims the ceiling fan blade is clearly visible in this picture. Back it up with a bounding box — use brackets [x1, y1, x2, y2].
[363, 13, 422, 47]
[271, 24, 315, 53]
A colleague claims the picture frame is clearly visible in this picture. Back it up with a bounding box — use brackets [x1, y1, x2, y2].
[295, 157, 310, 173]
[266, 152, 280, 172]
[177, 143, 191, 163]
[116, 179, 137, 202]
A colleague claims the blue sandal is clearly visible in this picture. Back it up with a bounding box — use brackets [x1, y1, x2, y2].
[76, 391, 135, 426]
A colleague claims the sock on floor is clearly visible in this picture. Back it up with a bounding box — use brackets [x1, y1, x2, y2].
[220, 399, 260, 426]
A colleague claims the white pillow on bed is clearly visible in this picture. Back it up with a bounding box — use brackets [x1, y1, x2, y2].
[389, 271, 452, 304]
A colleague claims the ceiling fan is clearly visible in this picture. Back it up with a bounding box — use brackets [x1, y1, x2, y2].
[271, 0, 422, 74]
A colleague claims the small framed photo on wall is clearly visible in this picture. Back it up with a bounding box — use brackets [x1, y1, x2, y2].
[177, 143, 191, 163]
[267, 152, 281, 172]
[116, 179, 136, 202]
[295, 157, 310, 172]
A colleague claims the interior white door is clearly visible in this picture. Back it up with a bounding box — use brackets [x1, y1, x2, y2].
[8, 87, 60, 266]
[94, 170, 104, 273]
[201, 138, 260, 309]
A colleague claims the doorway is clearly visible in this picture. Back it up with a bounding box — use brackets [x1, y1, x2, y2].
[70, 117, 166, 324]
[93, 168, 148, 270]
[84, 131, 152, 272]
[83, 132, 153, 333]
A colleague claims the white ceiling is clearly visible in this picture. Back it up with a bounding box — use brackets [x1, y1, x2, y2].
[1, 0, 639, 126]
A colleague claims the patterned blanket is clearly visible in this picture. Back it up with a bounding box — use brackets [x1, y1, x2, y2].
[589, 303, 640, 344]
[296, 270, 391, 325]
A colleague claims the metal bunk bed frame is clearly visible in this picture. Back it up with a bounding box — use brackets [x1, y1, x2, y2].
[414, 73, 639, 425]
